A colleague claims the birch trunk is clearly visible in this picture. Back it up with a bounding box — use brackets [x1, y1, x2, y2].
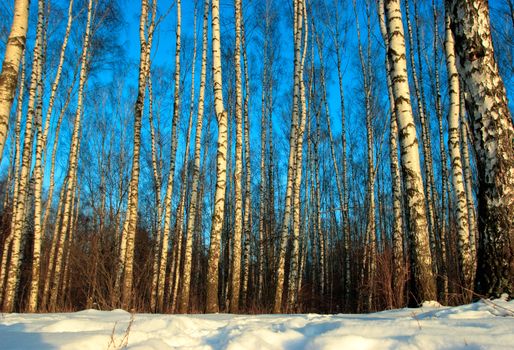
[157, 0, 179, 311]
[459, 95, 477, 268]
[179, 0, 208, 314]
[444, 12, 473, 291]
[28, 25, 46, 312]
[41, 0, 74, 151]
[432, 1, 449, 303]
[49, 0, 92, 311]
[0, 0, 30, 162]
[0, 53, 25, 299]
[117, 0, 156, 308]
[2, 0, 44, 312]
[404, 0, 438, 264]
[378, 0, 405, 307]
[273, 0, 303, 314]
[287, 1, 308, 310]
[384, 0, 436, 302]
[240, 18, 252, 306]
[41, 67, 79, 235]
[171, 3, 196, 313]
[206, 0, 228, 313]
[447, 0, 514, 297]
[229, 0, 244, 314]
[148, 72, 163, 311]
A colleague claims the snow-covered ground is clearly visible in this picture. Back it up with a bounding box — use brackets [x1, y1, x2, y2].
[1, 298, 513, 349]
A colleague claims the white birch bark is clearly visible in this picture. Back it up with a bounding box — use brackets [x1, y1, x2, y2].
[459, 96, 477, 269]
[157, 0, 180, 312]
[240, 18, 252, 306]
[378, 0, 405, 307]
[273, 0, 303, 314]
[206, 0, 229, 313]
[444, 12, 473, 290]
[0, 0, 30, 163]
[178, 0, 208, 314]
[2, 0, 44, 312]
[49, 0, 92, 311]
[384, 0, 436, 302]
[171, 4, 197, 313]
[447, 0, 514, 297]
[28, 24, 46, 312]
[404, 0, 438, 263]
[229, 0, 244, 314]
[0, 53, 25, 300]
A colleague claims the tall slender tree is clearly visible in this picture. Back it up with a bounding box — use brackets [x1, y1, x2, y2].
[206, 0, 229, 313]
[384, 0, 436, 302]
[444, 11, 473, 292]
[447, 0, 514, 297]
[0, 0, 30, 162]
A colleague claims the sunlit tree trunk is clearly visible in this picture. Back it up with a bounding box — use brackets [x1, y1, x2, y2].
[444, 12, 473, 292]
[432, 1, 449, 303]
[0, 0, 30, 163]
[404, 0, 438, 266]
[41, 180, 66, 309]
[157, 0, 180, 312]
[148, 72, 163, 312]
[41, 67, 78, 236]
[287, 0, 308, 311]
[274, 0, 304, 314]
[240, 17, 252, 307]
[448, 0, 514, 297]
[229, 0, 244, 314]
[116, 0, 155, 309]
[171, 3, 197, 314]
[0, 53, 25, 300]
[28, 31, 45, 313]
[206, 0, 229, 313]
[378, 0, 405, 308]
[2, 0, 44, 312]
[179, 0, 208, 314]
[49, 0, 92, 311]
[384, 0, 436, 302]
[41, 0, 74, 150]
[459, 95, 477, 269]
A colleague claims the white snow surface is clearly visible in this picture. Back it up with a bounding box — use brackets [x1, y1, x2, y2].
[1, 298, 513, 349]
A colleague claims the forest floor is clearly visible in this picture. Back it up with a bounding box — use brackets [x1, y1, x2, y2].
[0, 297, 513, 349]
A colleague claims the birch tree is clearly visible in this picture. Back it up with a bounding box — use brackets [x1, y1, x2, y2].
[116, 0, 155, 308]
[179, 0, 209, 314]
[444, 11, 473, 291]
[274, 0, 305, 313]
[156, 0, 180, 311]
[378, 0, 405, 307]
[48, 0, 93, 311]
[230, 0, 244, 314]
[447, 0, 514, 297]
[2, 0, 44, 312]
[206, 0, 229, 313]
[0, 0, 30, 163]
[384, 0, 436, 302]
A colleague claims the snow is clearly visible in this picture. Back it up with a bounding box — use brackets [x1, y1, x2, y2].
[1, 299, 513, 349]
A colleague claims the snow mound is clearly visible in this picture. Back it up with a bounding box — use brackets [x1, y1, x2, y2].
[421, 300, 442, 308]
[1, 299, 512, 349]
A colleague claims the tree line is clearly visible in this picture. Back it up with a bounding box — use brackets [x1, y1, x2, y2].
[0, 0, 512, 314]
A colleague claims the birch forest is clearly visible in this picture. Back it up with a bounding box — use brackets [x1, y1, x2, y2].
[0, 0, 512, 314]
